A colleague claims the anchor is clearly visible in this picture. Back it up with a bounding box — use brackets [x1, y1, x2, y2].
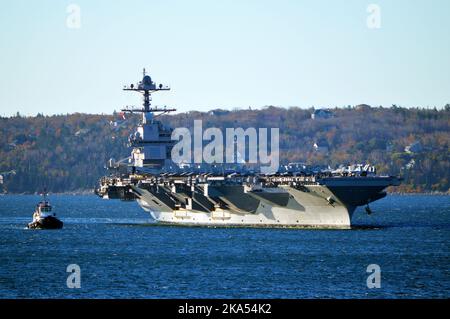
[365, 204, 373, 215]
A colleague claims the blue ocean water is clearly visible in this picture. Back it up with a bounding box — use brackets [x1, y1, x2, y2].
[0, 194, 448, 299]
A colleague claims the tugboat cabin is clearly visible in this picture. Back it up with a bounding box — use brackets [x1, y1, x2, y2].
[37, 201, 54, 217]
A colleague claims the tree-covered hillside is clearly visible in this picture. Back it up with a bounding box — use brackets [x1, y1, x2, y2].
[0, 105, 449, 193]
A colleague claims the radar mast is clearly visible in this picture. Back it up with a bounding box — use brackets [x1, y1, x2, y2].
[120, 69, 177, 170]
[121, 68, 176, 115]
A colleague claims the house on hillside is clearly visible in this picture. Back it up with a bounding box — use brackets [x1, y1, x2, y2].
[208, 109, 230, 116]
[311, 109, 333, 120]
[355, 104, 372, 110]
[405, 141, 423, 154]
[75, 128, 90, 137]
[313, 139, 329, 154]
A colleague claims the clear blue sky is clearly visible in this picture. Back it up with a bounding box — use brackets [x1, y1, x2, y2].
[0, 0, 449, 116]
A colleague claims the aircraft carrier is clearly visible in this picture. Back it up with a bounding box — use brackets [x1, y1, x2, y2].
[95, 70, 401, 229]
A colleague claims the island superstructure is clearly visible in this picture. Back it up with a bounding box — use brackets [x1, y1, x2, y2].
[96, 70, 401, 229]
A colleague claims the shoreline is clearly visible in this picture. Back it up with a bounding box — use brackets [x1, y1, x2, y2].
[387, 192, 449, 196]
[2, 190, 95, 196]
[2, 190, 449, 196]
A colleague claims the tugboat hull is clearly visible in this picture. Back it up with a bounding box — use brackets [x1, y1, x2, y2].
[28, 216, 63, 230]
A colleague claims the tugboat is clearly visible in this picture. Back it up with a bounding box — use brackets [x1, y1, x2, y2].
[27, 193, 63, 229]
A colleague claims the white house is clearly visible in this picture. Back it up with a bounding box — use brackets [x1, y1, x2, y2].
[311, 109, 333, 120]
[313, 140, 329, 154]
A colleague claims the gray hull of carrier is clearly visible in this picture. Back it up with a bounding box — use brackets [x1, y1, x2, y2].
[96, 174, 400, 229]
